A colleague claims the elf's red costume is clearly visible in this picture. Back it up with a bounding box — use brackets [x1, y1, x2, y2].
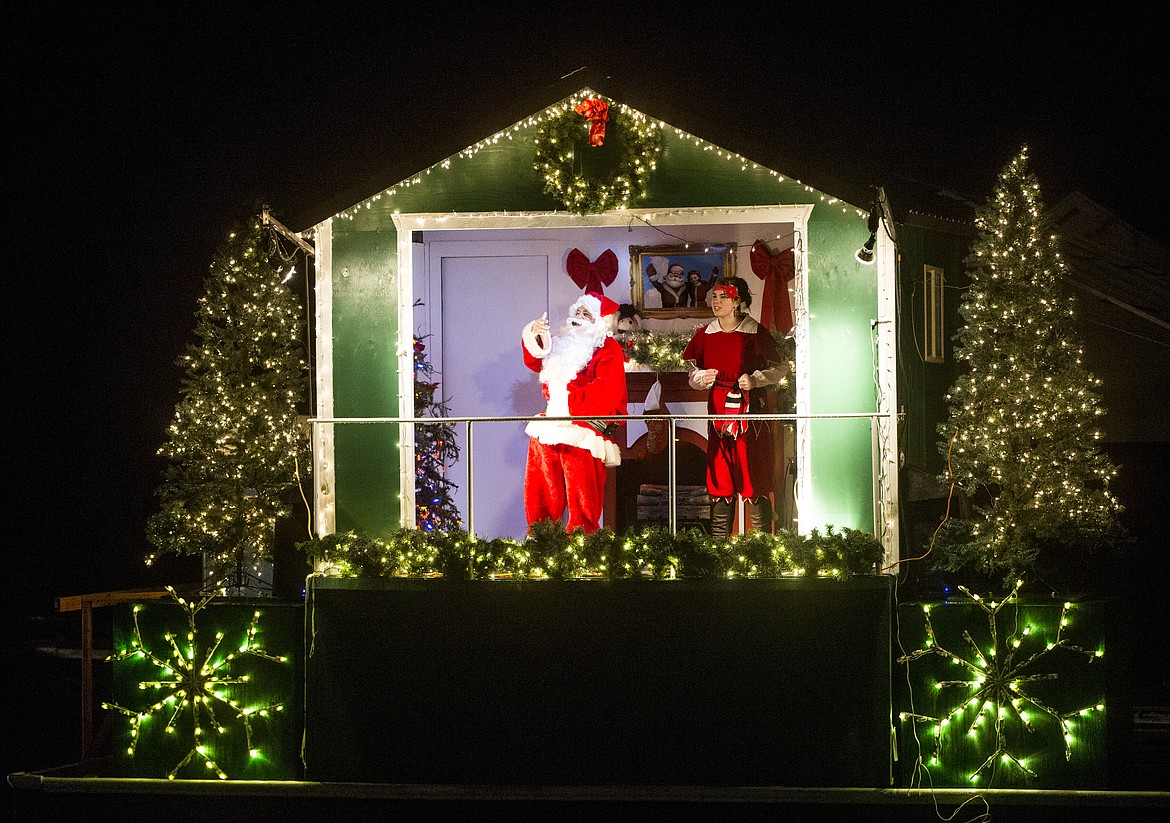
[522, 293, 628, 534]
[683, 276, 790, 538]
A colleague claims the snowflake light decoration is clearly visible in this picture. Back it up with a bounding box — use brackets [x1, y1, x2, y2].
[897, 579, 1104, 785]
[103, 586, 288, 779]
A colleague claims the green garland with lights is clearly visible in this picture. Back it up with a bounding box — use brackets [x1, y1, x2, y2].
[533, 95, 663, 215]
[297, 519, 882, 581]
[621, 328, 694, 372]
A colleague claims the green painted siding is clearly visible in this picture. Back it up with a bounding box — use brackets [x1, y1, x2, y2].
[331, 227, 400, 535]
[895, 223, 973, 475]
[807, 207, 881, 531]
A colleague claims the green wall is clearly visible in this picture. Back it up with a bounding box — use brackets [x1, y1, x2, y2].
[895, 222, 973, 475]
[330, 227, 400, 536]
[807, 207, 882, 532]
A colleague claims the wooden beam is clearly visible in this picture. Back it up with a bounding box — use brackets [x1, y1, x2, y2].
[262, 208, 315, 256]
[56, 587, 172, 760]
[56, 588, 170, 612]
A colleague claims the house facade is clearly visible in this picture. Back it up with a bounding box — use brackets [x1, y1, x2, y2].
[301, 87, 904, 568]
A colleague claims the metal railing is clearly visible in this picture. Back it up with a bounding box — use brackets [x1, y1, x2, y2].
[309, 411, 884, 536]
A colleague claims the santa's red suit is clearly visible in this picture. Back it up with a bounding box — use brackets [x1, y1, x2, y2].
[522, 293, 628, 534]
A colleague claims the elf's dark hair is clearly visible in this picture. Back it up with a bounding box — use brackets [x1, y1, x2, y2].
[714, 276, 753, 309]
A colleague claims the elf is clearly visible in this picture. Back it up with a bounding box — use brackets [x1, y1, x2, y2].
[683, 277, 789, 537]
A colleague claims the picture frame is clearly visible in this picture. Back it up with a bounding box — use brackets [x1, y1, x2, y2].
[630, 243, 736, 318]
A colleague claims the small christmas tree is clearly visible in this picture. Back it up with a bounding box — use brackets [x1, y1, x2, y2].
[147, 214, 310, 592]
[935, 147, 1123, 587]
[413, 336, 462, 531]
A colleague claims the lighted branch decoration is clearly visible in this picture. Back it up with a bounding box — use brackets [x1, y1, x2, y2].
[623, 328, 795, 410]
[298, 521, 882, 581]
[103, 586, 288, 779]
[621, 329, 694, 372]
[533, 92, 663, 215]
[897, 579, 1103, 784]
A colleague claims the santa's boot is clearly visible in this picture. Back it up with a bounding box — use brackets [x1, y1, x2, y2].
[746, 497, 774, 534]
[709, 496, 733, 538]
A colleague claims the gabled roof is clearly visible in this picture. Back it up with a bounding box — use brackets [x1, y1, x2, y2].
[1048, 191, 1170, 334]
[283, 70, 889, 232]
[284, 68, 1126, 247]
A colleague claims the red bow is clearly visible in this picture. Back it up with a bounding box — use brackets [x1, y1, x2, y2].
[750, 240, 796, 336]
[566, 248, 618, 294]
[575, 98, 609, 147]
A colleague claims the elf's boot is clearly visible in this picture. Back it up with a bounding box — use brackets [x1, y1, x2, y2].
[746, 497, 773, 534]
[709, 496, 733, 539]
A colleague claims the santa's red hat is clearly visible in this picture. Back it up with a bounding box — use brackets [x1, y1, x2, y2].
[589, 292, 620, 317]
[571, 292, 620, 322]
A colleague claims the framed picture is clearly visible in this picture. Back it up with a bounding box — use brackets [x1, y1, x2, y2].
[630, 243, 736, 318]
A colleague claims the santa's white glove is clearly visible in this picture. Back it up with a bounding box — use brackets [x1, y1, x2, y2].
[523, 312, 552, 357]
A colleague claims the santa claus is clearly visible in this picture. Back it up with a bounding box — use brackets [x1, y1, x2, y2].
[521, 292, 628, 534]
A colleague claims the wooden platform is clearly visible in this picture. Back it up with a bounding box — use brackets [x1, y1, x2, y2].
[303, 576, 895, 787]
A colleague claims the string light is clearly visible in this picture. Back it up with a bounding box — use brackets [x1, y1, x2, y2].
[329, 88, 849, 223]
[300, 521, 879, 580]
[103, 587, 289, 779]
[935, 146, 1122, 577]
[898, 579, 1104, 785]
[146, 216, 311, 592]
[413, 336, 462, 532]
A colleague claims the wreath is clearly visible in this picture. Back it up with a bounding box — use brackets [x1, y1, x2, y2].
[533, 96, 663, 215]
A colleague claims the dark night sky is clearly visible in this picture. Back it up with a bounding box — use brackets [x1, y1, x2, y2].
[6, 6, 1166, 620]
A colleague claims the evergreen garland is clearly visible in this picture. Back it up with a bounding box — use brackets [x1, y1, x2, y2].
[298, 522, 883, 581]
[622, 328, 796, 410]
[621, 328, 695, 372]
[934, 146, 1124, 586]
[146, 215, 310, 586]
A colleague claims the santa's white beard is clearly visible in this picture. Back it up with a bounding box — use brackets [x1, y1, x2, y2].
[540, 318, 606, 412]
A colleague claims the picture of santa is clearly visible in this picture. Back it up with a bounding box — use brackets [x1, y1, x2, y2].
[646, 261, 689, 308]
[521, 292, 628, 534]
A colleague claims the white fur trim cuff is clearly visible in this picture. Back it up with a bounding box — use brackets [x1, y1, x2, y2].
[523, 321, 550, 358]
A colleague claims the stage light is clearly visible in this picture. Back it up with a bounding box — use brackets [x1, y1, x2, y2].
[855, 200, 881, 265]
[855, 234, 876, 265]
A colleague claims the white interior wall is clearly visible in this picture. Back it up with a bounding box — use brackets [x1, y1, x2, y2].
[395, 207, 810, 536]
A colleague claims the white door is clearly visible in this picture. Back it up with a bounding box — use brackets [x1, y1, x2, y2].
[427, 243, 554, 539]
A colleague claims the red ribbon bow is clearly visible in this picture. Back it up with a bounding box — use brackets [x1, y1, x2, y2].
[566, 248, 618, 294]
[574, 98, 610, 147]
[750, 240, 796, 336]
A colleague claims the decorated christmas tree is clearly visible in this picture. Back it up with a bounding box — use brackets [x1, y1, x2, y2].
[934, 147, 1123, 587]
[146, 214, 310, 592]
[413, 336, 462, 531]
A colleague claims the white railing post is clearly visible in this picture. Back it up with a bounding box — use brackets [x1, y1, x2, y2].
[465, 420, 475, 538]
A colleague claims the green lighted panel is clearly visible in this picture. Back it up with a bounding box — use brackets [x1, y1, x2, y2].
[897, 583, 1107, 788]
[105, 590, 300, 780]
